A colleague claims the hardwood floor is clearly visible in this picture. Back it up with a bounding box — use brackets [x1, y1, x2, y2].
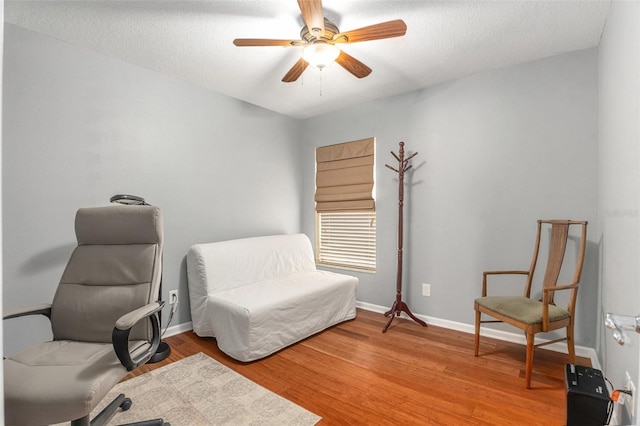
[129, 309, 590, 425]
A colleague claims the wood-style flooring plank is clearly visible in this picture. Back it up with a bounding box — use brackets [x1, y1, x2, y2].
[127, 309, 589, 425]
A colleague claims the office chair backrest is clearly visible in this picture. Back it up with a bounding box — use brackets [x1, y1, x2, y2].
[50, 205, 163, 343]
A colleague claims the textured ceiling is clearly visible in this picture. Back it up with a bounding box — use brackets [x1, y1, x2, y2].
[5, 0, 611, 119]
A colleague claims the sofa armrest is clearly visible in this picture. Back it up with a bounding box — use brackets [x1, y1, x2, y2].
[112, 301, 164, 371]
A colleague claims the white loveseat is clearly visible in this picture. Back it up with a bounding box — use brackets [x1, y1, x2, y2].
[186, 233, 358, 362]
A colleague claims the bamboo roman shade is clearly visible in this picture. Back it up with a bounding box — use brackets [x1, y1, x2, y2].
[315, 138, 375, 212]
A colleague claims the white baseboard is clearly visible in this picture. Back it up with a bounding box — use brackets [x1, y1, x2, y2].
[356, 301, 601, 370]
[162, 301, 600, 369]
[164, 320, 193, 338]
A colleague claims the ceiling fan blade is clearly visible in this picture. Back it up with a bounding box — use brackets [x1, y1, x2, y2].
[282, 58, 310, 82]
[233, 38, 300, 47]
[335, 51, 372, 79]
[333, 19, 407, 44]
[297, 0, 325, 36]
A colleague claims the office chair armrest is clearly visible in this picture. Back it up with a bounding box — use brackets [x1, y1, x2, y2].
[115, 301, 164, 331]
[112, 301, 165, 371]
[3, 303, 52, 320]
[482, 270, 530, 296]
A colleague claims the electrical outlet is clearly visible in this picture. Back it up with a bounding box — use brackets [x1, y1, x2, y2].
[169, 290, 179, 306]
[625, 371, 636, 418]
[422, 283, 431, 297]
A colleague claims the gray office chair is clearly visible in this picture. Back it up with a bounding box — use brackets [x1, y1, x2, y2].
[4, 205, 168, 426]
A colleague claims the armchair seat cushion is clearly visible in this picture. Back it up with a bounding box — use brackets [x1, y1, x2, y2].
[475, 296, 570, 325]
[4, 340, 148, 425]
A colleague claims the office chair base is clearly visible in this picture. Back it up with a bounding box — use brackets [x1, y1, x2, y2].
[148, 340, 171, 363]
[72, 393, 169, 426]
[123, 419, 170, 426]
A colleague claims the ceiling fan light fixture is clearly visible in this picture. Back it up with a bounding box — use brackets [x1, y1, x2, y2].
[302, 41, 340, 70]
[233, 0, 407, 82]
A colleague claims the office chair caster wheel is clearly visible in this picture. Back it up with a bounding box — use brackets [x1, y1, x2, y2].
[120, 397, 132, 412]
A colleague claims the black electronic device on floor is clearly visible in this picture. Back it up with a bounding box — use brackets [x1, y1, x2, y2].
[565, 364, 612, 426]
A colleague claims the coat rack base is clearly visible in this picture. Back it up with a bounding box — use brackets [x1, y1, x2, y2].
[382, 300, 428, 333]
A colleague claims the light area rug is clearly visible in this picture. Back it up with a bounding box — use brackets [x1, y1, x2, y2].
[64, 352, 322, 425]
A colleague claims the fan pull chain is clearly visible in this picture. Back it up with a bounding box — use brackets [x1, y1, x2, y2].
[319, 71, 323, 97]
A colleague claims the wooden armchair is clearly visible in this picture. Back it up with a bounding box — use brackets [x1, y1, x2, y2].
[474, 220, 588, 388]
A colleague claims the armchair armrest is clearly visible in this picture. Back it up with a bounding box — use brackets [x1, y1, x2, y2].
[483, 270, 530, 276]
[112, 301, 165, 372]
[540, 283, 580, 331]
[542, 283, 580, 297]
[482, 270, 530, 297]
[3, 303, 52, 320]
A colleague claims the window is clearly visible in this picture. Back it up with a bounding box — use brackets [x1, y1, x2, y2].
[316, 211, 376, 272]
[315, 138, 376, 273]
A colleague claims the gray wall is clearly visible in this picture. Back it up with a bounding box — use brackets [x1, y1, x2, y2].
[300, 48, 599, 347]
[1, 0, 5, 417]
[4, 10, 636, 400]
[2, 24, 302, 354]
[598, 1, 640, 424]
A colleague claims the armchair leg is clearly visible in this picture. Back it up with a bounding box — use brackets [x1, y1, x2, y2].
[525, 333, 534, 389]
[474, 309, 481, 357]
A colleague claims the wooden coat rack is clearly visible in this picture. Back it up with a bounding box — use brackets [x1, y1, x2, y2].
[382, 141, 428, 333]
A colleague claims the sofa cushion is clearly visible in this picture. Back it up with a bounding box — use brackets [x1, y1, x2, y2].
[210, 270, 357, 361]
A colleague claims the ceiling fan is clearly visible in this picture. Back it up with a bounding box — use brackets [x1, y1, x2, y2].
[233, 0, 407, 82]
